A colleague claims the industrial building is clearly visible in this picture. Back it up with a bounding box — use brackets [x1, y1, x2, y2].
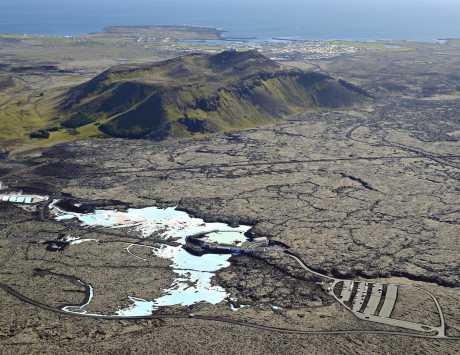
[0, 189, 49, 205]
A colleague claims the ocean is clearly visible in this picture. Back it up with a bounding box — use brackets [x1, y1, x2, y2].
[1, 0, 460, 42]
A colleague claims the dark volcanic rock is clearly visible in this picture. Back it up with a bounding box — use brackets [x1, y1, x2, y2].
[29, 130, 50, 139]
[217, 255, 333, 308]
[55, 198, 96, 214]
[33, 162, 88, 178]
[178, 117, 211, 133]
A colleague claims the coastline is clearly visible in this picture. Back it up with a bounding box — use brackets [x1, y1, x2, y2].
[0, 24, 458, 44]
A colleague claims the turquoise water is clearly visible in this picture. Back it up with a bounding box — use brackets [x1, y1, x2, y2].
[51, 203, 250, 316]
[1, 0, 460, 41]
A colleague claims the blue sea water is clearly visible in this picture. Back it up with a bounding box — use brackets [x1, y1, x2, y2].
[1, 0, 460, 41]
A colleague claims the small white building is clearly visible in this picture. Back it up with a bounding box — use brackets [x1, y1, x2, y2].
[0, 194, 49, 204]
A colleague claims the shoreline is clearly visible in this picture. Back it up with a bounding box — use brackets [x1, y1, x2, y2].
[0, 24, 458, 45]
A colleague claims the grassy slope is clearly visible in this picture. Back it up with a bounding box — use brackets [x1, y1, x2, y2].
[0, 50, 370, 152]
[59, 51, 369, 140]
[0, 83, 105, 153]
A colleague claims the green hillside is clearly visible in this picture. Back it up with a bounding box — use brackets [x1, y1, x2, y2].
[58, 50, 371, 139]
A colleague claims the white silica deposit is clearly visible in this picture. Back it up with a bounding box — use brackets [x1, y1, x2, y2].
[50, 202, 250, 316]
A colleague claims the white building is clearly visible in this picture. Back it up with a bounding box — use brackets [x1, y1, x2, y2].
[0, 194, 49, 204]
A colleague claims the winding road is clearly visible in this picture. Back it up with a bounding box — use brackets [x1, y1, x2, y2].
[1, 200, 459, 340]
[1, 249, 459, 341]
[285, 250, 454, 339]
[1, 281, 459, 340]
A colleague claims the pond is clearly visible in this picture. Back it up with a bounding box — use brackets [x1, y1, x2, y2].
[51, 202, 251, 316]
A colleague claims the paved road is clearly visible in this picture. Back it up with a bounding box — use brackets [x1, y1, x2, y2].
[0, 226, 458, 340]
[1, 281, 458, 340]
[1, 279, 459, 340]
[284, 250, 453, 339]
[415, 286, 447, 337]
[284, 251, 336, 281]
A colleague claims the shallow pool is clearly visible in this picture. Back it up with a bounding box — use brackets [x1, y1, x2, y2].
[51, 203, 250, 316]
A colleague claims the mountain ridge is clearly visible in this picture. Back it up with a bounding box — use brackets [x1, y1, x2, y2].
[58, 50, 371, 139]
